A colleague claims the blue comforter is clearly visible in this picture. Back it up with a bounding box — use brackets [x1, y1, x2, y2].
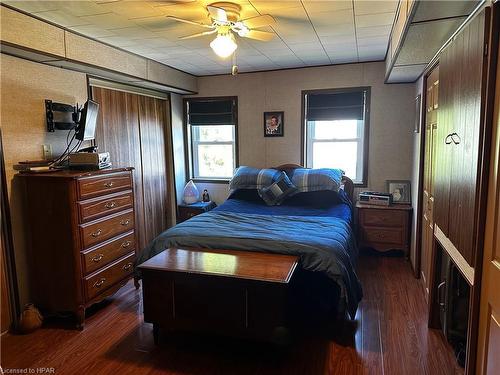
[136, 201, 362, 318]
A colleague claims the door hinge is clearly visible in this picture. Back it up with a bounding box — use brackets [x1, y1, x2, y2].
[485, 43, 488, 56]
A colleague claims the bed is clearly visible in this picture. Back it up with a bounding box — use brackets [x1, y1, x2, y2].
[136, 164, 363, 320]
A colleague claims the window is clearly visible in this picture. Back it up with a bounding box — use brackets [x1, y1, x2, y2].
[185, 97, 238, 181]
[303, 88, 370, 185]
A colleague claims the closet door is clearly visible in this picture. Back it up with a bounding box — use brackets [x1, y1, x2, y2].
[434, 9, 488, 266]
[447, 11, 487, 266]
[434, 48, 453, 236]
[92, 87, 147, 250]
[138, 95, 171, 245]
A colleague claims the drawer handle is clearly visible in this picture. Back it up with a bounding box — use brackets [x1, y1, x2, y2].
[121, 240, 131, 248]
[93, 278, 106, 288]
[91, 229, 102, 238]
[104, 201, 116, 209]
[120, 219, 130, 226]
[91, 254, 104, 263]
[123, 263, 133, 271]
[104, 182, 114, 188]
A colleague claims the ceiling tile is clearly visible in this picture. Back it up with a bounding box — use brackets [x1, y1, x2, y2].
[356, 25, 391, 38]
[302, 0, 352, 14]
[2, 1, 59, 13]
[106, 26, 157, 39]
[250, 1, 302, 12]
[355, 12, 395, 27]
[354, 1, 398, 16]
[97, 35, 140, 48]
[80, 12, 133, 29]
[316, 22, 355, 37]
[357, 36, 389, 47]
[31, 10, 90, 27]
[97, 1, 166, 19]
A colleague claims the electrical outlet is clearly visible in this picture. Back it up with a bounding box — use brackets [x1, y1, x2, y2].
[42, 144, 52, 160]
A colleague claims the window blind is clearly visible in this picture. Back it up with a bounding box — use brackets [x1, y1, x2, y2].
[306, 90, 366, 121]
[188, 99, 236, 126]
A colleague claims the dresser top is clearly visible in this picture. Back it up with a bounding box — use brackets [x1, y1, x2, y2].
[17, 167, 133, 179]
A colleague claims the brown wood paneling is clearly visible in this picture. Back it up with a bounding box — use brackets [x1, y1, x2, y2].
[92, 87, 147, 251]
[138, 95, 171, 245]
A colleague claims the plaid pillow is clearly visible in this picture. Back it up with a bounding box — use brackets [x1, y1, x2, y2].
[258, 172, 298, 206]
[229, 166, 282, 190]
[289, 168, 343, 193]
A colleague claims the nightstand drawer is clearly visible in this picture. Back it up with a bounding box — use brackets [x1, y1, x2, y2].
[363, 227, 404, 245]
[361, 209, 406, 228]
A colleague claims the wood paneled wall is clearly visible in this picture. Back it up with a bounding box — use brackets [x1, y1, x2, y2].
[92, 87, 172, 252]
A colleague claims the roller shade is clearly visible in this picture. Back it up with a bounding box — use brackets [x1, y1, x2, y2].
[188, 99, 236, 126]
[306, 90, 366, 121]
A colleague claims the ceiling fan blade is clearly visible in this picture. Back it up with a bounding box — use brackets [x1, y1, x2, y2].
[179, 29, 217, 40]
[241, 14, 276, 29]
[207, 5, 227, 22]
[244, 30, 275, 42]
[166, 15, 213, 28]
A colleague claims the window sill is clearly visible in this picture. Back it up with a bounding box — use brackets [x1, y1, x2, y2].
[189, 178, 231, 184]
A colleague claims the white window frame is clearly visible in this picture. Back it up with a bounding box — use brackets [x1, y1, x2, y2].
[305, 120, 365, 183]
[185, 97, 238, 182]
[190, 124, 236, 180]
[303, 88, 369, 186]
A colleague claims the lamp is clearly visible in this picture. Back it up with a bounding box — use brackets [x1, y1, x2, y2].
[210, 32, 237, 58]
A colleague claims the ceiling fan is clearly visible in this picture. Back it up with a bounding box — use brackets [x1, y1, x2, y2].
[167, 1, 276, 58]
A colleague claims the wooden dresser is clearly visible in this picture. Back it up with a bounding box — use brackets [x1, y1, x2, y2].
[19, 168, 136, 328]
[356, 202, 412, 255]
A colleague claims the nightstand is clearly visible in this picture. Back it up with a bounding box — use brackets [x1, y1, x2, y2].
[178, 201, 217, 223]
[356, 202, 412, 255]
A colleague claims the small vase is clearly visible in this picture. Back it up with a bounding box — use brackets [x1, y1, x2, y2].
[183, 180, 200, 204]
[18, 303, 43, 334]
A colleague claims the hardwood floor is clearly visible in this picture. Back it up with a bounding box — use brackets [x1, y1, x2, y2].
[1, 254, 463, 374]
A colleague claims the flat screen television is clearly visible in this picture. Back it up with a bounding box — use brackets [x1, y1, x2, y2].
[76, 100, 99, 141]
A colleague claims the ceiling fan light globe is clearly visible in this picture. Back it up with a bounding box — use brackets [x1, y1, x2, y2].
[210, 34, 237, 58]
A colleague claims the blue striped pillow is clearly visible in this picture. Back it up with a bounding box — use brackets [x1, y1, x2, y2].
[258, 172, 297, 206]
[229, 166, 282, 190]
[288, 168, 343, 193]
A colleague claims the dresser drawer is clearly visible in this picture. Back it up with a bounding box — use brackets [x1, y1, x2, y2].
[80, 210, 135, 249]
[361, 209, 406, 228]
[82, 231, 135, 274]
[363, 227, 404, 245]
[77, 172, 132, 200]
[85, 253, 135, 300]
[78, 190, 134, 223]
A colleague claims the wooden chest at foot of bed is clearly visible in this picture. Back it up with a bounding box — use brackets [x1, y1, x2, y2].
[138, 247, 298, 343]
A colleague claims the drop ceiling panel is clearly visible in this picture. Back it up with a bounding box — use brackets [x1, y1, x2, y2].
[4, 0, 399, 75]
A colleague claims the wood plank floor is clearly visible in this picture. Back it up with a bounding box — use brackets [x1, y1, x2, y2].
[1, 254, 463, 375]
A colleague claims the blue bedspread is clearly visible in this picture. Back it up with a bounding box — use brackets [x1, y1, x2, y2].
[136, 199, 362, 318]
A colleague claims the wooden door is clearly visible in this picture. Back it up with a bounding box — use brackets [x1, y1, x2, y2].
[434, 9, 489, 266]
[92, 87, 172, 251]
[421, 67, 439, 297]
[447, 10, 487, 266]
[92, 87, 147, 250]
[138, 95, 172, 244]
[477, 8, 499, 371]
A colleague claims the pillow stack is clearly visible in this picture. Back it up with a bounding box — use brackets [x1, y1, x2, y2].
[229, 166, 343, 206]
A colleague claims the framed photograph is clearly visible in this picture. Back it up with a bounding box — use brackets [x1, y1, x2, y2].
[264, 111, 284, 137]
[386, 180, 411, 204]
[414, 94, 422, 133]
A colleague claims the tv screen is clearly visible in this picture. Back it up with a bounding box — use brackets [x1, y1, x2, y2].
[76, 100, 99, 141]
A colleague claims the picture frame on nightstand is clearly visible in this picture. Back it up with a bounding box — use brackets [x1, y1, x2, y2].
[386, 180, 411, 204]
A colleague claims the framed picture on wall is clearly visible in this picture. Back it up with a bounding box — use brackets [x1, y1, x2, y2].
[264, 111, 284, 137]
[414, 94, 422, 133]
[386, 180, 411, 204]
